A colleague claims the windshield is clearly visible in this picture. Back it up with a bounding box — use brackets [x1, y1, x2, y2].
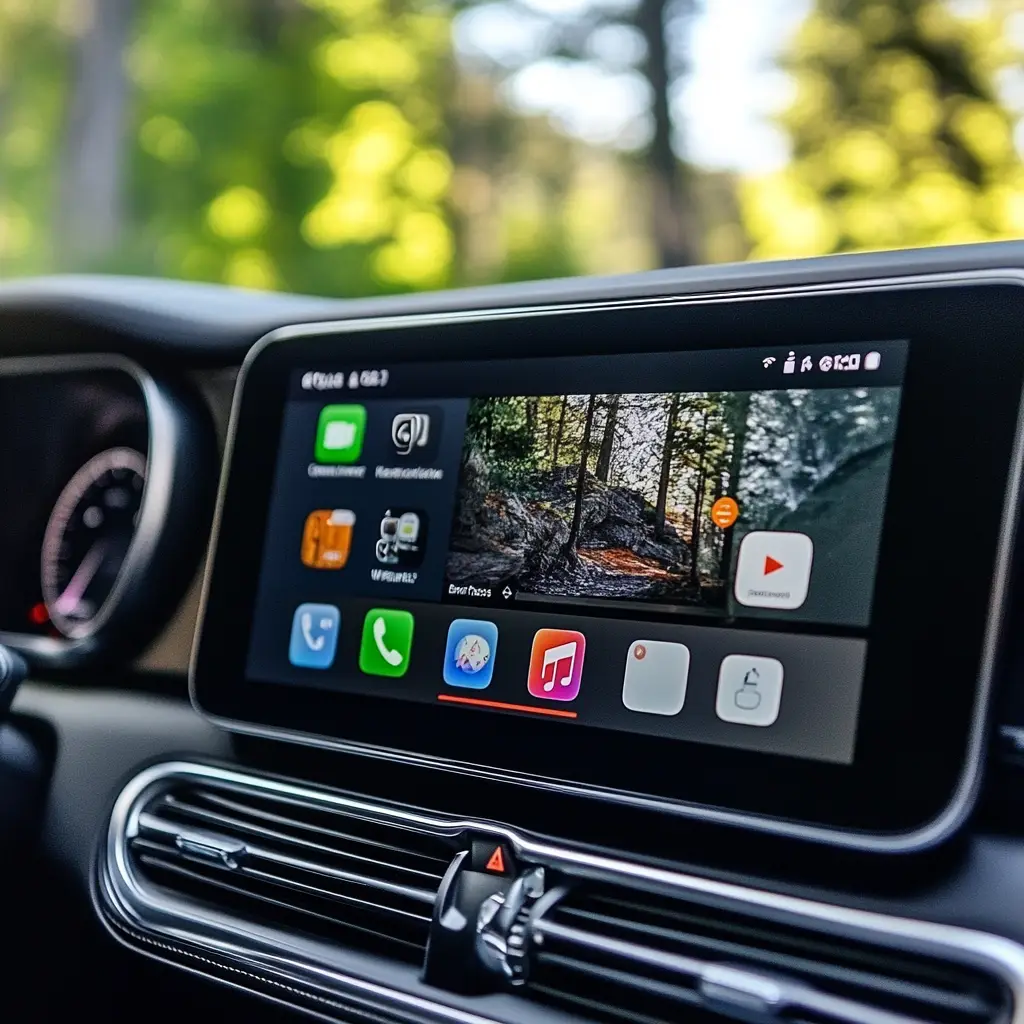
[1, 0, 1022, 295]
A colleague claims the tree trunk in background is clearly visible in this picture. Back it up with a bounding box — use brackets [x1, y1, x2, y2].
[719, 391, 751, 577]
[655, 392, 680, 539]
[56, 0, 134, 268]
[635, 0, 698, 268]
[595, 394, 619, 482]
[565, 394, 597, 557]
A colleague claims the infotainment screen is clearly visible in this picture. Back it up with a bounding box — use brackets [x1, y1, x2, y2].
[192, 278, 1024, 847]
[244, 342, 905, 767]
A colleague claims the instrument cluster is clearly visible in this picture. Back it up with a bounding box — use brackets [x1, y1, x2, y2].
[0, 356, 216, 668]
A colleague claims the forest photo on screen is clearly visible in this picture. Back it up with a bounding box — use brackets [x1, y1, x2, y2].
[446, 388, 901, 613]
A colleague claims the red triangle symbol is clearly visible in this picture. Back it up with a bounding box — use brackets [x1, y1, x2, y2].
[485, 847, 506, 873]
[764, 555, 784, 575]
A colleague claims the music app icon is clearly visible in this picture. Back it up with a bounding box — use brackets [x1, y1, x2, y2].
[527, 629, 586, 702]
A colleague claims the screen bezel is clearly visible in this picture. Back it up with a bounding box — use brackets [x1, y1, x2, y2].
[191, 274, 1024, 850]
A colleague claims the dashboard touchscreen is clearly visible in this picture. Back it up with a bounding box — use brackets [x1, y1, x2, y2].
[246, 342, 906, 766]
[193, 279, 1024, 846]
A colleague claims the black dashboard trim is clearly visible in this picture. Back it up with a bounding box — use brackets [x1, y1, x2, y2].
[1, 243, 1023, 363]
[190, 267, 1024, 853]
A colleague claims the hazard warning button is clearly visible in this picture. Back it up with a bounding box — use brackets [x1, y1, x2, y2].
[470, 839, 515, 876]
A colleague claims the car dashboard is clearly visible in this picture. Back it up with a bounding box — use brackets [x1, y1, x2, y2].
[6, 246, 1024, 1024]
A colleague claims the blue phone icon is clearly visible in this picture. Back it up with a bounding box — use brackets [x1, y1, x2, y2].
[289, 603, 340, 669]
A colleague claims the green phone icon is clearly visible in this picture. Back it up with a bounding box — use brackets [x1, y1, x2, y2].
[359, 608, 414, 678]
[315, 404, 366, 464]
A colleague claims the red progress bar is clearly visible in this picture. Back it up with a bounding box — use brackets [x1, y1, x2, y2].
[436, 694, 578, 719]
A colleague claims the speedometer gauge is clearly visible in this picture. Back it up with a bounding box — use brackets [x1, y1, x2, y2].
[41, 447, 147, 638]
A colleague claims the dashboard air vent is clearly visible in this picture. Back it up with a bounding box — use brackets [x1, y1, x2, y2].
[127, 777, 457, 962]
[530, 886, 1012, 1024]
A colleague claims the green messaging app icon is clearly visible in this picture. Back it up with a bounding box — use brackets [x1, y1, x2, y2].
[315, 404, 366, 464]
[359, 608, 415, 678]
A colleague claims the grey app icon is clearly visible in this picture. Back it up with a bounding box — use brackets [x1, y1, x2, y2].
[392, 412, 431, 456]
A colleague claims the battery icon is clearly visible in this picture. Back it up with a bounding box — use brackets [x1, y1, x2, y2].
[865, 351, 882, 371]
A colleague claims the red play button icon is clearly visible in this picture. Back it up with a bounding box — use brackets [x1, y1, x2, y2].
[735, 531, 814, 610]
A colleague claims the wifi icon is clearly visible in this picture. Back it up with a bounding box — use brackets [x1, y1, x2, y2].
[762, 356, 776, 368]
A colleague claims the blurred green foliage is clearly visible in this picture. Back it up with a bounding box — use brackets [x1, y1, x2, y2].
[0, 0, 457, 295]
[0, 0, 1022, 295]
[742, 0, 1024, 257]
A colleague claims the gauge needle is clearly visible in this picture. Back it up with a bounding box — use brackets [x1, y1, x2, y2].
[54, 541, 108, 617]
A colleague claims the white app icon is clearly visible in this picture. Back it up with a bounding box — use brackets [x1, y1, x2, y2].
[392, 413, 430, 455]
[716, 655, 784, 727]
[396, 512, 420, 543]
[734, 531, 814, 610]
[622, 640, 690, 716]
[323, 420, 357, 451]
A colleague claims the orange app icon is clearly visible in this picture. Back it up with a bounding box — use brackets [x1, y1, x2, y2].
[301, 509, 355, 569]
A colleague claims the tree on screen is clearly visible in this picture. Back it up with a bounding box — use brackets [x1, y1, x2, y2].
[719, 391, 751, 575]
[654, 392, 681, 540]
[595, 394, 620, 483]
[564, 393, 599, 557]
[550, 396, 569, 468]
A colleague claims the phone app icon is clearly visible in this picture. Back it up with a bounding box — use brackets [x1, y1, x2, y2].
[527, 628, 585, 702]
[443, 619, 498, 689]
[288, 603, 340, 669]
[301, 509, 355, 569]
[375, 509, 428, 567]
[359, 608, 414, 677]
[315, 404, 366, 464]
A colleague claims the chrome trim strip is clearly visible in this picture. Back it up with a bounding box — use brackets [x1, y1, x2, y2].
[190, 267, 1024, 852]
[100, 761, 1024, 1022]
[0, 353, 178, 665]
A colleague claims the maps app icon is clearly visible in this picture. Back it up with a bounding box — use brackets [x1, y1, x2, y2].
[388, 409, 442, 462]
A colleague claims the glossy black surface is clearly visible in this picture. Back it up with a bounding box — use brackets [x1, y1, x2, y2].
[195, 280, 1024, 840]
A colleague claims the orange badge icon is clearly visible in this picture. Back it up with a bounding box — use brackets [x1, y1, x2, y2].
[301, 509, 355, 569]
[710, 496, 739, 529]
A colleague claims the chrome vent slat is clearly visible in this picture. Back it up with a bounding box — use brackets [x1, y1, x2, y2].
[530, 888, 1010, 1024]
[150, 799, 445, 883]
[530, 975, 684, 1024]
[124, 776, 457, 965]
[136, 812, 438, 904]
[130, 837, 434, 923]
[166, 790, 451, 872]
[555, 901, 994, 1017]
[538, 950, 703, 1008]
[135, 852, 428, 954]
